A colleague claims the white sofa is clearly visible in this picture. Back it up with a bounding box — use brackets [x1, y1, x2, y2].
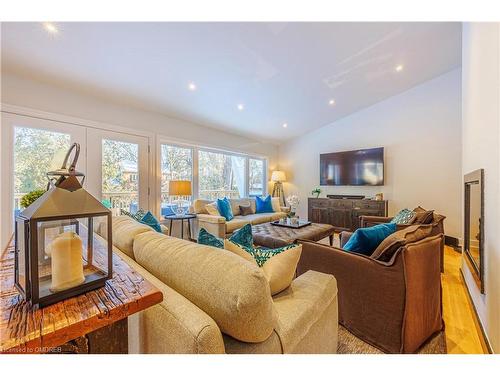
[192, 197, 289, 238]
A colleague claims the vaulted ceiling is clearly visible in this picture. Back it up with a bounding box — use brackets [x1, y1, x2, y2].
[1, 22, 461, 143]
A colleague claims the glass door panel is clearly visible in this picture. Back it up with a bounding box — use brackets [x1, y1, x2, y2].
[1, 112, 86, 250]
[86, 129, 149, 215]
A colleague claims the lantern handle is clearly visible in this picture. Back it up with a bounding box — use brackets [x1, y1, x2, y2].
[61, 143, 80, 173]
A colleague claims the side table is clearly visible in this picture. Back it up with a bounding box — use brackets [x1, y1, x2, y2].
[0, 244, 163, 354]
[161, 213, 197, 240]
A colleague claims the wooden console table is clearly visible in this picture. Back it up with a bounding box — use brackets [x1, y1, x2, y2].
[0, 245, 163, 354]
[308, 197, 388, 232]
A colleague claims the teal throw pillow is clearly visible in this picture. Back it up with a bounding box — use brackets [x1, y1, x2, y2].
[198, 225, 253, 249]
[139, 211, 162, 233]
[343, 223, 397, 256]
[255, 195, 274, 213]
[229, 224, 253, 248]
[198, 228, 224, 248]
[390, 208, 416, 224]
[216, 197, 234, 221]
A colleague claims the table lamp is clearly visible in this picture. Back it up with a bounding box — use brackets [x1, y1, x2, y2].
[169, 180, 192, 215]
[271, 170, 286, 206]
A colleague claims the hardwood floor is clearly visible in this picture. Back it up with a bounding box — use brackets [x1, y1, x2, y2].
[442, 245, 487, 353]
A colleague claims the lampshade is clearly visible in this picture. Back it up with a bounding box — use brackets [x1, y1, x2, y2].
[169, 180, 192, 196]
[271, 171, 286, 182]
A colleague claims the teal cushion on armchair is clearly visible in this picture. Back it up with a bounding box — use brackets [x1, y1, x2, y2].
[343, 223, 397, 256]
[139, 211, 162, 233]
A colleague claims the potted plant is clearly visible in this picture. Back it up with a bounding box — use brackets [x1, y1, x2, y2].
[20, 189, 46, 209]
[311, 187, 321, 198]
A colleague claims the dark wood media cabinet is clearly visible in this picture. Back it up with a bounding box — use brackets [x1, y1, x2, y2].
[308, 197, 388, 232]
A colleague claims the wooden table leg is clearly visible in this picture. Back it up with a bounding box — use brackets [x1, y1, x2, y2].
[188, 218, 192, 240]
[181, 219, 184, 239]
[169, 219, 173, 236]
[329, 234, 333, 246]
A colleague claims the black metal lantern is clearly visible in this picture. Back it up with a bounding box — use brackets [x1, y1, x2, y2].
[14, 143, 112, 307]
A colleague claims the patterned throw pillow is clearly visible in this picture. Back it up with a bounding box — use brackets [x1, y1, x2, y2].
[198, 225, 253, 249]
[224, 240, 302, 295]
[120, 208, 146, 221]
[198, 228, 224, 248]
[390, 208, 416, 225]
[205, 202, 220, 216]
[228, 224, 253, 248]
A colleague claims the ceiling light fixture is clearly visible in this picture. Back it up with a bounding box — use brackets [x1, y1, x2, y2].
[237, 104, 244, 111]
[395, 64, 404, 72]
[188, 82, 197, 91]
[42, 22, 59, 34]
[328, 99, 336, 106]
[282, 123, 288, 128]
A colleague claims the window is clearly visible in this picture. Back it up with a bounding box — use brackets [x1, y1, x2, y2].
[13, 127, 70, 217]
[161, 144, 193, 215]
[198, 150, 246, 200]
[249, 158, 265, 197]
[101, 139, 139, 213]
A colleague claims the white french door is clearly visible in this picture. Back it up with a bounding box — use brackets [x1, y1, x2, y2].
[0, 113, 86, 250]
[86, 129, 150, 215]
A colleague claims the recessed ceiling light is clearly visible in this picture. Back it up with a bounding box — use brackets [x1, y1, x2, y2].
[282, 123, 288, 128]
[328, 99, 336, 106]
[237, 104, 244, 111]
[188, 82, 197, 91]
[42, 22, 58, 34]
[395, 64, 404, 72]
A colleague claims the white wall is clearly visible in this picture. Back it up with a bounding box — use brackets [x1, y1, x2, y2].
[461, 22, 500, 353]
[279, 69, 462, 239]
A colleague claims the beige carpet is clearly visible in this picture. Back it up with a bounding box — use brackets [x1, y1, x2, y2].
[337, 325, 447, 354]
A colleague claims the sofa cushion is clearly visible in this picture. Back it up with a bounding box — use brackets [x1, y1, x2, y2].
[112, 215, 154, 259]
[226, 218, 251, 233]
[371, 224, 433, 262]
[229, 198, 252, 216]
[412, 206, 435, 224]
[343, 223, 397, 256]
[133, 232, 278, 343]
[243, 213, 273, 225]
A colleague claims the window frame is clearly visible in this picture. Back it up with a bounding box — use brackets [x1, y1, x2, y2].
[156, 137, 268, 217]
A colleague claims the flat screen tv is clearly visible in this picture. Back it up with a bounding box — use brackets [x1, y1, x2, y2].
[320, 147, 384, 186]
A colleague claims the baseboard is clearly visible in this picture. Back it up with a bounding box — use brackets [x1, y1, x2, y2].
[445, 235, 461, 252]
[459, 268, 494, 354]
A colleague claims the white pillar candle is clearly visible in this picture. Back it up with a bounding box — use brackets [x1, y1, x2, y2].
[48, 231, 85, 292]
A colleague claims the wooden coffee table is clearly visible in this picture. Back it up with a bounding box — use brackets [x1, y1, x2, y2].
[0, 244, 163, 354]
[252, 222, 335, 248]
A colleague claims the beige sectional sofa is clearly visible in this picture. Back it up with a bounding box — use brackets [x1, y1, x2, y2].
[193, 198, 289, 238]
[106, 215, 339, 354]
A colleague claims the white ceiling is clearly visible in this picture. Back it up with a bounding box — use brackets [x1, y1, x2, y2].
[1, 22, 461, 143]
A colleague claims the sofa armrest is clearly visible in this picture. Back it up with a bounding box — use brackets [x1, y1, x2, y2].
[197, 214, 226, 224]
[113, 247, 225, 353]
[360, 215, 393, 227]
[272, 270, 338, 353]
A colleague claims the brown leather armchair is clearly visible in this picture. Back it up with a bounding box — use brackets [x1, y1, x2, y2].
[359, 208, 446, 272]
[297, 233, 444, 353]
